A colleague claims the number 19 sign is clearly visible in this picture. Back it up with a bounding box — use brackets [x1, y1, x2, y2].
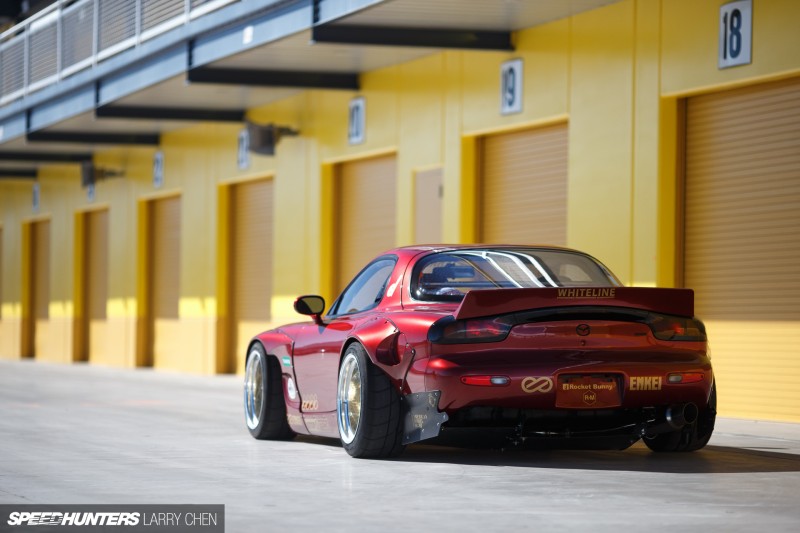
[500, 59, 523, 115]
[719, 0, 752, 69]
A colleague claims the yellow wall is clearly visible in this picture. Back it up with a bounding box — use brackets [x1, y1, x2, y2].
[0, 0, 799, 424]
[568, 2, 636, 282]
[0, 182, 31, 359]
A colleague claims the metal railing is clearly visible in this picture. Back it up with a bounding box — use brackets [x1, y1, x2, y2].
[0, 0, 239, 106]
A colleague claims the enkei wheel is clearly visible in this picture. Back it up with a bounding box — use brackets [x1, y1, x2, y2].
[244, 343, 294, 440]
[336, 343, 405, 458]
[644, 382, 717, 453]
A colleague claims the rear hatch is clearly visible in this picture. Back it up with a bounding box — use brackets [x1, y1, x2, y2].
[425, 287, 711, 411]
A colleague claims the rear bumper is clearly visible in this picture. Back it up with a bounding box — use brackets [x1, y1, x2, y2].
[434, 402, 711, 450]
[424, 352, 714, 413]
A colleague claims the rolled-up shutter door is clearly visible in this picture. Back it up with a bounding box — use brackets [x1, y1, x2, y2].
[152, 196, 181, 319]
[150, 195, 181, 368]
[231, 178, 273, 368]
[684, 76, 800, 422]
[86, 209, 108, 362]
[33, 220, 50, 321]
[336, 154, 396, 292]
[29, 220, 50, 358]
[480, 123, 568, 245]
[0, 227, 3, 320]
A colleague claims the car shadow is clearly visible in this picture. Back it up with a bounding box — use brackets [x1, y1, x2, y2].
[395, 442, 800, 474]
[296, 435, 800, 474]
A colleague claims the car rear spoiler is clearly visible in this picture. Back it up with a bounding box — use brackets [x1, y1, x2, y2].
[453, 287, 695, 320]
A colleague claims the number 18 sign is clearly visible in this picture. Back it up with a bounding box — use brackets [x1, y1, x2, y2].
[719, 0, 752, 69]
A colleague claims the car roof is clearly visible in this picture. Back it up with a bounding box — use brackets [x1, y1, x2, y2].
[384, 244, 582, 256]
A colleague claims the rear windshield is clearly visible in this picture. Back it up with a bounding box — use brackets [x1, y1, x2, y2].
[411, 248, 619, 302]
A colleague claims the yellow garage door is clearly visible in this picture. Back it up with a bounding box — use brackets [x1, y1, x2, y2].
[231, 178, 273, 371]
[86, 209, 109, 363]
[336, 154, 397, 293]
[150, 195, 181, 368]
[684, 76, 800, 422]
[480, 123, 568, 245]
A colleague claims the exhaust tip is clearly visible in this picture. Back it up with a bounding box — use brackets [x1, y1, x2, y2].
[683, 402, 699, 425]
[666, 403, 699, 429]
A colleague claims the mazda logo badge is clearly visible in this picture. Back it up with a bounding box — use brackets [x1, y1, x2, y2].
[576, 324, 591, 336]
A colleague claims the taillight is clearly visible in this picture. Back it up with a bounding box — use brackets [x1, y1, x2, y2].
[461, 375, 511, 386]
[667, 372, 705, 384]
[428, 315, 512, 344]
[647, 314, 707, 341]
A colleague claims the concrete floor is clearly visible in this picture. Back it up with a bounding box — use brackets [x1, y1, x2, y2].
[2, 359, 800, 533]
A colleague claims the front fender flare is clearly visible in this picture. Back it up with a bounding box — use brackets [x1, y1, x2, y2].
[249, 330, 293, 370]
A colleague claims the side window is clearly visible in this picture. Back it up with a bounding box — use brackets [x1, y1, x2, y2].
[330, 257, 396, 316]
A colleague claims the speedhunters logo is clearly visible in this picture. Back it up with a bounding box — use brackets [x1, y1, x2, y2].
[0, 506, 223, 532]
[7, 512, 140, 527]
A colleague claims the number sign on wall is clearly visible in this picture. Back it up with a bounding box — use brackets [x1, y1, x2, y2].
[500, 59, 523, 115]
[719, 0, 752, 69]
[153, 151, 164, 189]
[32, 182, 40, 213]
[348, 97, 365, 145]
[238, 128, 250, 170]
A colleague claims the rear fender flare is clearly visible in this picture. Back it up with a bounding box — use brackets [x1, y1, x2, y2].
[346, 317, 410, 384]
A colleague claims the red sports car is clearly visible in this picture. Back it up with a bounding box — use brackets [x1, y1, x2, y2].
[244, 245, 716, 458]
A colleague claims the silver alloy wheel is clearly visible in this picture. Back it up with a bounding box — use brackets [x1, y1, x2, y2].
[337, 351, 363, 444]
[244, 349, 265, 430]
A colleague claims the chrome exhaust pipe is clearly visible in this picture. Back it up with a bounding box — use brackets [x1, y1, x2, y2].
[665, 403, 699, 430]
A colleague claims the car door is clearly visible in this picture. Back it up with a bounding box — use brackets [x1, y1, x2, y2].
[292, 256, 398, 414]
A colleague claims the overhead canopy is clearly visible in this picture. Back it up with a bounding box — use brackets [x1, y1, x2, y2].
[0, 0, 620, 178]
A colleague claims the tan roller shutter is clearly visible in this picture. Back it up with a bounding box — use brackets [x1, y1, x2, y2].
[0, 227, 3, 319]
[231, 178, 273, 366]
[336, 154, 396, 292]
[151, 196, 181, 319]
[684, 76, 800, 422]
[150, 196, 181, 367]
[480, 123, 568, 245]
[32, 221, 50, 320]
[414, 168, 443, 244]
[86, 209, 108, 361]
[30, 220, 50, 358]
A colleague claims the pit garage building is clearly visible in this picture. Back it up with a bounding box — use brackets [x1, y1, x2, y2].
[0, 0, 798, 423]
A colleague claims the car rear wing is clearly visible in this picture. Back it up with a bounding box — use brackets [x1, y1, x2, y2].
[453, 287, 695, 320]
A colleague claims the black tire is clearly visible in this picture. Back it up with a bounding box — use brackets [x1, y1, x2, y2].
[244, 343, 295, 440]
[644, 382, 717, 453]
[336, 343, 405, 458]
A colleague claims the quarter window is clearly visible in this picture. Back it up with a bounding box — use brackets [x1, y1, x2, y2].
[330, 257, 396, 316]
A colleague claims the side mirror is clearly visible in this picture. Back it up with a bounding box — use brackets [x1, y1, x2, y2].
[294, 295, 325, 325]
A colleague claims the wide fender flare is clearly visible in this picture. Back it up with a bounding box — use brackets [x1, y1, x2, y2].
[350, 317, 446, 444]
[249, 330, 293, 370]
[348, 317, 412, 383]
